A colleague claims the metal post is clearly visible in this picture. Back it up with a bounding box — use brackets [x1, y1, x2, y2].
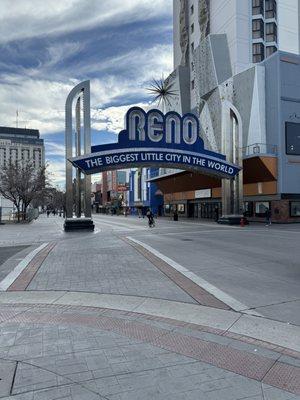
[82, 84, 92, 218]
[64, 80, 93, 230]
[75, 96, 81, 218]
[221, 102, 243, 223]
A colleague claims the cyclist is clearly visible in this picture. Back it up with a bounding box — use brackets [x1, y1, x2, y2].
[146, 209, 155, 228]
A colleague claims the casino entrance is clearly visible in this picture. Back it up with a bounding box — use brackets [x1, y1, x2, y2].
[187, 201, 222, 220]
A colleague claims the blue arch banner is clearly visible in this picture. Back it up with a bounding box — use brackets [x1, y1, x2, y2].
[69, 107, 241, 179]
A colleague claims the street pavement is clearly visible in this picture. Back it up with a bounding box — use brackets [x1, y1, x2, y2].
[0, 214, 299, 399]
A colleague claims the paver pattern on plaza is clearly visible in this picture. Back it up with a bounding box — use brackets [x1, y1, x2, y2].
[0, 303, 300, 399]
[27, 232, 196, 303]
[0, 215, 300, 399]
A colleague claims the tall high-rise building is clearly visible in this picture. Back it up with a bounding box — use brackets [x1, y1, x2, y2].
[0, 126, 45, 219]
[174, 0, 299, 71]
[0, 126, 44, 168]
[172, 0, 300, 113]
[150, 0, 300, 223]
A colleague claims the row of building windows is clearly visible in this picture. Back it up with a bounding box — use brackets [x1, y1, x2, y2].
[252, 0, 277, 19]
[0, 158, 43, 167]
[253, 43, 277, 62]
[0, 147, 42, 166]
[252, 20, 277, 42]
[252, 0, 277, 63]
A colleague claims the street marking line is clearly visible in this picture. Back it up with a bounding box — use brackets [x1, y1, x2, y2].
[126, 236, 261, 315]
[0, 243, 49, 291]
[93, 218, 146, 231]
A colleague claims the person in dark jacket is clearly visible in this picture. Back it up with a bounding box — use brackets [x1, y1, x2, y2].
[214, 206, 219, 222]
[146, 209, 155, 227]
[265, 208, 271, 226]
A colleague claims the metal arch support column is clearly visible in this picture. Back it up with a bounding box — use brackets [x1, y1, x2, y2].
[220, 101, 244, 223]
[65, 80, 92, 229]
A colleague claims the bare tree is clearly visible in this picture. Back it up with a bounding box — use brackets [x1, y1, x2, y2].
[0, 164, 22, 221]
[18, 161, 48, 220]
[43, 187, 65, 212]
[0, 160, 48, 222]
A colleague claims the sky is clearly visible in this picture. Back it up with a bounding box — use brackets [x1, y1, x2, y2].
[0, 0, 173, 186]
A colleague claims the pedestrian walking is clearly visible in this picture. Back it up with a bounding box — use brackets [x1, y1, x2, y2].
[265, 207, 271, 226]
[173, 210, 178, 221]
[46, 210, 50, 218]
[214, 206, 219, 222]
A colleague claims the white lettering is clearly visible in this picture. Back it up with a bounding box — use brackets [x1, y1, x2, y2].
[182, 115, 198, 145]
[85, 157, 103, 168]
[105, 153, 139, 164]
[128, 110, 145, 141]
[165, 114, 181, 144]
[126, 108, 201, 147]
[147, 111, 163, 142]
[192, 157, 205, 166]
[183, 155, 191, 163]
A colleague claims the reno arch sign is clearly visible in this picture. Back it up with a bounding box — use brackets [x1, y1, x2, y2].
[70, 107, 241, 179]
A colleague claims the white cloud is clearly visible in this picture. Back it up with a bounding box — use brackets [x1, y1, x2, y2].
[92, 102, 148, 133]
[45, 141, 65, 157]
[0, 44, 173, 134]
[46, 158, 65, 187]
[44, 41, 84, 69]
[0, 0, 172, 44]
[0, 1, 174, 185]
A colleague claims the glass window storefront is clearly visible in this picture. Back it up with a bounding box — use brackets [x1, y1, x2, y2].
[290, 201, 300, 217]
[199, 202, 221, 219]
[164, 204, 170, 214]
[177, 204, 185, 214]
[255, 201, 270, 216]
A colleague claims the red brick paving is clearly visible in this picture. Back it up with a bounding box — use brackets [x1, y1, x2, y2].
[123, 237, 230, 310]
[1, 301, 300, 360]
[263, 362, 300, 394]
[1, 304, 299, 395]
[7, 242, 56, 291]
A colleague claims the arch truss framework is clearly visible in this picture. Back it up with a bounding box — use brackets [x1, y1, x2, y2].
[65, 80, 94, 231]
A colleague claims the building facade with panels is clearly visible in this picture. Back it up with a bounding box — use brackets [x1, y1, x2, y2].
[150, 0, 300, 222]
[0, 126, 45, 218]
[129, 168, 164, 217]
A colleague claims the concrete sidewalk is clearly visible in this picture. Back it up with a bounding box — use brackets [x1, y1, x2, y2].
[0, 215, 299, 399]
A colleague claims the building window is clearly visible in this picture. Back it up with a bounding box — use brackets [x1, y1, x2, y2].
[286, 122, 300, 155]
[255, 201, 270, 216]
[253, 43, 264, 63]
[177, 204, 185, 214]
[191, 79, 195, 90]
[266, 22, 277, 42]
[244, 202, 254, 217]
[290, 201, 300, 217]
[265, 0, 276, 19]
[164, 204, 171, 214]
[191, 23, 194, 34]
[252, 19, 264, 39]
[190, 4, 194, 14]
[266, 45, 277, 57]
[191, 42, 194, 52]
[252, 0, 263, 16]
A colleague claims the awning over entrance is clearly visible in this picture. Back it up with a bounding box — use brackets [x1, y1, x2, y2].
[243, 156, 277, 183]
[148, 170, 221, 194]
[148, 155, 277, 194]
